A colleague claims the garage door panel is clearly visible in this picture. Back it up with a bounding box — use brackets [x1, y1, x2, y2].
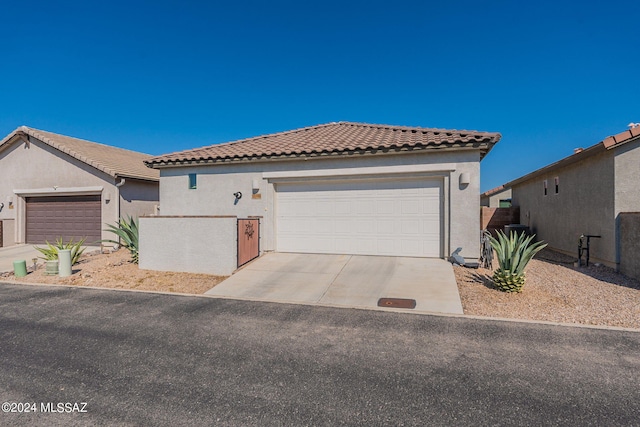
[26, 195, 101, 244]
[400, 240, 421, 255]
[277, 179, 442, 257]
[316, 219, 334, 233]
[377, 201, 394, 215]
[316, 202, 333, 216]
[335, 201, 351, 215]
[355, 219, 374, 233]
[333, 219, 351, 234]
[400, 219, 421, 235]
[356, 200, 374, 215]
[376, 219, 396, 234]
[334, 238, 352, 252]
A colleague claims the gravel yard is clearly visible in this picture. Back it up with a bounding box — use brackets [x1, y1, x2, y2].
[2, 248, 639, 329]
[1, 249, 226, 294]
[455, 249, 640, 329]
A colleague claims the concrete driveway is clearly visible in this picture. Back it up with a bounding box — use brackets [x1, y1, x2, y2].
[206, 252, 463, 314]
[0, 244, 42, 273]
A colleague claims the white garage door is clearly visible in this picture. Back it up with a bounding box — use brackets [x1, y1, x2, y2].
[276, 178, 442, 257]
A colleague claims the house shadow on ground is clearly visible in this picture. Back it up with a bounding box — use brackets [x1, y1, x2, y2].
[534, 248, 640, 290]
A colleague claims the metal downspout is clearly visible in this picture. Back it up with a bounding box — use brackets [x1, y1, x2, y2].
[115, 178, 126, 220]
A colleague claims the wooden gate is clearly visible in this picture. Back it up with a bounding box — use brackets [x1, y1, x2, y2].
[237, 218, 260, 268]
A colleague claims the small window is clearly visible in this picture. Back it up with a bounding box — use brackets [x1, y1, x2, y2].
[188, 173, 197, 189]
[554, 176, 559, 194]
[543, 179, 548, 196]
[499, 199, 512, 208]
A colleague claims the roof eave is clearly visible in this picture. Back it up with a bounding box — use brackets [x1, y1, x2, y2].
[114, 173, 160, 183]
[602, 127, 640, 149]
[1, 126, 158, 181]
[505, 142, 605, 188]
[0, 128, 29, 154]
[145, 142, 497, 169]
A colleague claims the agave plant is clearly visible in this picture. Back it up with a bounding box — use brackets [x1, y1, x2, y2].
[35, 237, 86, 265]
[488, 230, 547, 293]
[101, 216, 139, 263]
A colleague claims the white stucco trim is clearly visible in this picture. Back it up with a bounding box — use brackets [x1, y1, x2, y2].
[262, 163, 457, 181]
[13, 186, 104, 197]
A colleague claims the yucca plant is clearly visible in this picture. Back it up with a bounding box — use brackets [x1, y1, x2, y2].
[101, 216, 139, 263]
[488, 230, 547, 293]
[35, 237, 86, 265]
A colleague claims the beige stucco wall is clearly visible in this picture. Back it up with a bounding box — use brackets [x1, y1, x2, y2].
[613, 137, 640, 214]
[119, 179, 160, 220]
[139, 216, 237, 275]
[618, 212, 640, 281]
[613, 137, 640, 267]
[156, 150, 483, 260]
[511, 150, 616, 266]
[0, 137, 158, 245]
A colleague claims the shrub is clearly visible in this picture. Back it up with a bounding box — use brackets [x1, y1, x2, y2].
[35, 237, 86, 265]
[488, 230, 547, 293]
[101, 216, 139, 263]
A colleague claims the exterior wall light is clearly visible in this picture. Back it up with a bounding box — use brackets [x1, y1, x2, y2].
[459, 172, 471, 186]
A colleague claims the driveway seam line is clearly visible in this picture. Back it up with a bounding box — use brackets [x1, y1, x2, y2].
[316, 255, 352, 303]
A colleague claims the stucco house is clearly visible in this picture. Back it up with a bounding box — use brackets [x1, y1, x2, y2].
[0, 126, 159, 247]
[481, 185, 512, 207]
[506, 125, 640, 271]
[140, 122, 501, 275]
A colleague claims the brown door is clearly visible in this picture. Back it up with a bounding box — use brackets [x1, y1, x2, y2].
[237, 218, 260, 268]
[26, 195, 102, 244]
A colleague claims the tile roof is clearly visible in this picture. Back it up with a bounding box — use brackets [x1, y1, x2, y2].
[602, 125, 640, 149]
[505, 125, 640, 188]
[482, 185, 509, 197]
[146, 122, 501, 167]
[0, 126, 159, 181]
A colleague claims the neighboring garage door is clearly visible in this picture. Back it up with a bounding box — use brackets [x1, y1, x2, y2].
[276, 179, 442, 257]
[25, 195, 102, 244]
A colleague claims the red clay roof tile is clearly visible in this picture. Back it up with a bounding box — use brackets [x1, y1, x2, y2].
[602, 126, 640, 149]
[613, 130, 632, 143]
[146, 122, 501, 167]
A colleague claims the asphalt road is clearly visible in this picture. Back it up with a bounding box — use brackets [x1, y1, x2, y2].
[0, 284, 638, 426]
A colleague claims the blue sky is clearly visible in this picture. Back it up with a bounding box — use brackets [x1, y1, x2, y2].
[1, 1, 638, 192]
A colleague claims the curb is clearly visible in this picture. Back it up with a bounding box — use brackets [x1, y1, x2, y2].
[2, 280, 639, 333]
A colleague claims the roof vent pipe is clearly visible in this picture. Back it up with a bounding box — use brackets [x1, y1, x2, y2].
[574, 148, 584, 154]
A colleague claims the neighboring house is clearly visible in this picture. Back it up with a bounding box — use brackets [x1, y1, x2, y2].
[0, 126, 159, 247]
[506, 125, 640, 270]
[141, 122, 501, 275]
[480, 185, 518, 235]
[481, 185, 512, 207]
